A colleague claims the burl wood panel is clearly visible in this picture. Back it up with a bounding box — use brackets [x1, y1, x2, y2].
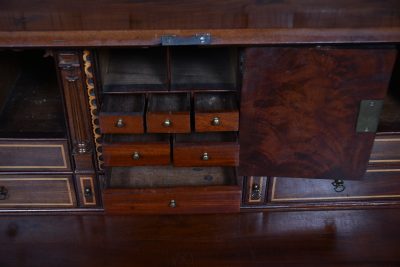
[103, 186, 241, 214]
[239, 47, 397, 180]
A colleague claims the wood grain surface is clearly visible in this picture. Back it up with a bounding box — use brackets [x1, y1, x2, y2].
[239, 46, 397, 180]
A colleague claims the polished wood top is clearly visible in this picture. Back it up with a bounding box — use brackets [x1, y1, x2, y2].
[0, 0, 399, 46]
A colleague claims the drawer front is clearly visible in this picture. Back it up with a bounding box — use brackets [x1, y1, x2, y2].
[270, 170, 400, 203]
[174, 143, 239, 167]
[369, 134, 400, 167]
[147, 113, 190, 133]
[99, 115, 144, 134]
[195, 112, 239, 132]
[0, 140, 71, 171]
[0, 175, 76, 208]
[103, 143, 170, 166]
[103, 186, 241, 214]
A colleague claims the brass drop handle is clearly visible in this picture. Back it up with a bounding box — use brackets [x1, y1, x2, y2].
[211, 117, 221, 126]
[132, 151, 141, 160]
[201, 152, 209, 161]
[169, 199, 177, 208]
[251, 183, 261, 200]
[0, 186, 8, 200]
[115, 118, 125, 128]
[163, 119, 172, 127]
[332, 179, 345, 193]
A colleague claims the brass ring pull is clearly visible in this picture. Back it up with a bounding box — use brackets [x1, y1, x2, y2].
[115, 118, 125, 128]
[251, 183, 261, 200]
[332, 180, 345, 193]
[0, 186, 8, 200]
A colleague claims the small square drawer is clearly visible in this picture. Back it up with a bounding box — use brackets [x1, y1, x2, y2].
[173, 132, 239, 167]
[0, 175, 76, 209]
[99, 94, 145, 134]
[147, 93, 191, 133]
[103, 166, 241, 214]
[194, 92, 239, 132]
[102, 134, 170, 167]
[0, 139, 71, 172]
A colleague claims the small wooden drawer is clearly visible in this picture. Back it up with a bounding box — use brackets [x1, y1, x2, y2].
[0, 139, 71, 171]
[269, 171, 400, 203]
[173, 132, 239, 167]
[369, 134, 400, 167]
[102, 134, 170, 166]
[99, 94, 145, 134]
[147, 93, 191, 133]
[103, 166, 241, 214]
[194, 92, 239, 132]
[0, 175, 76, 209]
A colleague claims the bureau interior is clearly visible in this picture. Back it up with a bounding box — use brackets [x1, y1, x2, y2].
[0, 50, 67, 138]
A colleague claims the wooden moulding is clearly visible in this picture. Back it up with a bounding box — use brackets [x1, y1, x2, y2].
[99, 94, 145, 134]
[102, 134, 170, 166]
[194, 92, 239, 132]
[103, 166, 241, 214]
[147, 93, 191, 133]
[173, 132, 239, 167]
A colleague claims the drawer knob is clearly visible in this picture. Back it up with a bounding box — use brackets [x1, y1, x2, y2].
[115, 118, 125, 128]
[84, 186, 93, 198]
[169, 199, 177, 208]
[201, 152, 210, 161]
[163, 119, 172, 127]
[132, 151, 141, 160]
[251, 183, 261, 200]
[0, 186, 8, 200]
[211, 117, 221, 126]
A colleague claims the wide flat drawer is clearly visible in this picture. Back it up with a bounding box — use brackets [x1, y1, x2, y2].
[103, 166, 241, 214]
[0, 139, 71, 171]
[0, 175, 76, 208]
[270, 171, 400, 203]
[102, 134, 170, 166]
[173, 133, 239, 167]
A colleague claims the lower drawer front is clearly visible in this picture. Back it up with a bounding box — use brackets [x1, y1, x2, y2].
[0, 140, 70, 171]
[0, 175, 76, 208]
[270, 171, 400, 203]
[103, 186, 241, 214]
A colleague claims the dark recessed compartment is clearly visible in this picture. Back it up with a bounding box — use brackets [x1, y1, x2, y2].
[0, 50, 66, 138]
[171, 47, 238, 91]
[98, 48, 168, 92]
[194, 92, 239, 132]
[99, 94, 145, 134]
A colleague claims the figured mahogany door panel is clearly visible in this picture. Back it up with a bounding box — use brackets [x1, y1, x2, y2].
[239, 47, 397, 180]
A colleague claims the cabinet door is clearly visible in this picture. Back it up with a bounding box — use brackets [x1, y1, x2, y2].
[239, 47, 397, 180]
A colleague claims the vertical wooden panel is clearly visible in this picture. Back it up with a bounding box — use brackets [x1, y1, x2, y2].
[239, 47, 397, 180]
